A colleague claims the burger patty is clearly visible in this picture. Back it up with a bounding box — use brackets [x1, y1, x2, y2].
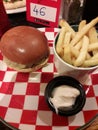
[4, 55, 49, 70]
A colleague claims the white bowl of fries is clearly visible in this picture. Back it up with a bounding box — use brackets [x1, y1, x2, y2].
[53, 17, 98, 80]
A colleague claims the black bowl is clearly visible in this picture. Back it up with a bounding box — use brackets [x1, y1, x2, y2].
[0, 117, 19, 130]
[45, 76, 86, 116]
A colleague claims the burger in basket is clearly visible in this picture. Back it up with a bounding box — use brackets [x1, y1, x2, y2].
[0, 26, 50, 72]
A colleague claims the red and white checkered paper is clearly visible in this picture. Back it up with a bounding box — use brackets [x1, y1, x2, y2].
[0, 28, 98, 130]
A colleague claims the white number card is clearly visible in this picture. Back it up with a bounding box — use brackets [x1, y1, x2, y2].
[26, 0, 61, 27]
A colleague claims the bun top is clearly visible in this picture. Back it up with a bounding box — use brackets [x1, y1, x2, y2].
[0, 26, 50, 65]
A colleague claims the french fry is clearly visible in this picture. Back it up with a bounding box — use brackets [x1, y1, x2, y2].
[71, 45, 91, 59]
[56, 27, 66, 57]
[87, 27, 98, 55]
[78, 20, 86, 31]
[88, 42, 98, 52]
[70, 17, 98, 46]
[63, 44, 72, 65]
[87, 27, 98, 43]
[71, 46, 79, 58]
[59, 19, 75, 38]
[86, 53, 92, 60]
[74, 40, 82, 50]
[72, 57, 76, 65]
[83, 58, 98, 67]
[63, 32, 72, 47]
[92, 49, 98, 55]
[74, 36, 89, 67]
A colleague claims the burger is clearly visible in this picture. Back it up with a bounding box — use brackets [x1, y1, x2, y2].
[0, 26, 50, 72]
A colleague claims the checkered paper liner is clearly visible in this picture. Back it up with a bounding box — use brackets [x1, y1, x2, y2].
[0, 28, 98, 130]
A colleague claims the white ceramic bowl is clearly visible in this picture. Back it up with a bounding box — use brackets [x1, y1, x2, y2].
[53, 31, 98, 82]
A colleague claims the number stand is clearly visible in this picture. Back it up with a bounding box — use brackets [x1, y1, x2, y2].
[26, 0, 62, 27]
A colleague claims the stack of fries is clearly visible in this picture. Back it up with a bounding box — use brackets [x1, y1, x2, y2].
[56, 17, 98, 68]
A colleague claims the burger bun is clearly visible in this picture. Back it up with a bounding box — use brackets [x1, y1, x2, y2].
[0, 26, 50, 72]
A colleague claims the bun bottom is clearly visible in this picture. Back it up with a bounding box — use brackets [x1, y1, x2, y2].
[3, 57, 49, 72]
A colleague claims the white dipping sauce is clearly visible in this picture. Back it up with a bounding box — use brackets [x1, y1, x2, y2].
[49, 85, 80, 114]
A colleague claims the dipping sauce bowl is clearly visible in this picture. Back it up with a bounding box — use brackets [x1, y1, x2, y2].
[45, 76, 86, 116]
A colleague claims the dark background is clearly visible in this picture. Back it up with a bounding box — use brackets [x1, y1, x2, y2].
[8, 0, 98, 28]
[8, 12, 44, 28]
[82, 0, 98, 23]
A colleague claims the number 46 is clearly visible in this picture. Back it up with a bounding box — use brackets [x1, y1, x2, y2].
[33, 5, 46, 16]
